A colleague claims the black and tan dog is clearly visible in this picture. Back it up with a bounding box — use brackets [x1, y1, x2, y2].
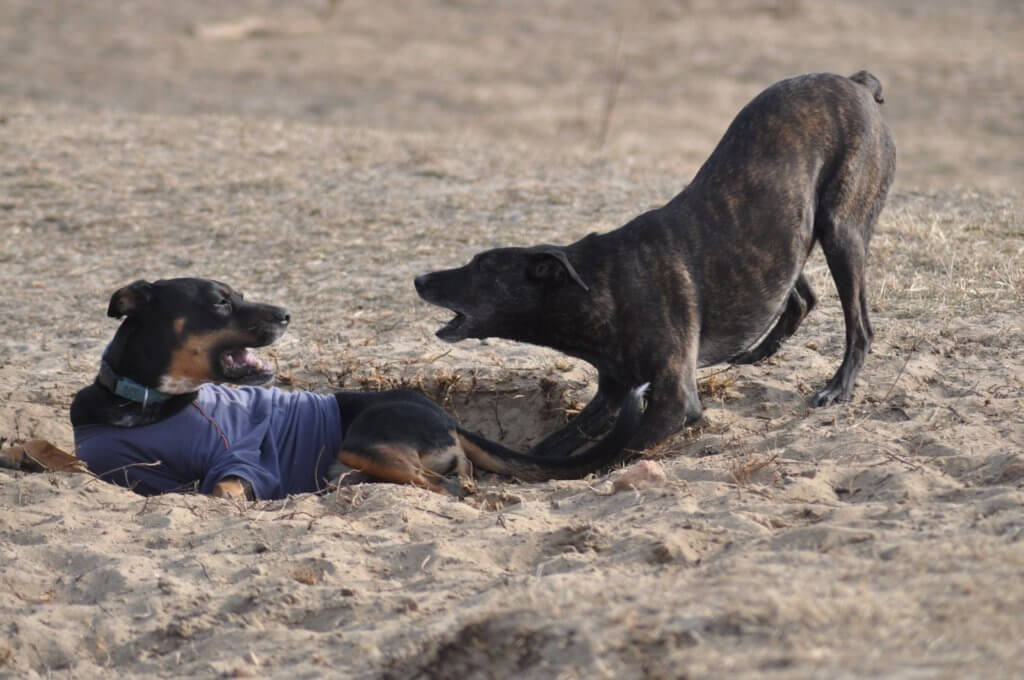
[69, 278, 646, 500]
[416, 71, 896, 455]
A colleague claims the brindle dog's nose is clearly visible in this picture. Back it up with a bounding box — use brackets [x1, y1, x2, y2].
[273, 307, 290, 325]
[414, 274, 427, 294]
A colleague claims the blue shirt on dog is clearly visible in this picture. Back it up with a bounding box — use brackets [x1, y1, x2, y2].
[74, 385, 342, 500]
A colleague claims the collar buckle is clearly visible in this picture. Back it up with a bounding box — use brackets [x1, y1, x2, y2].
[97, 361, 174, 406]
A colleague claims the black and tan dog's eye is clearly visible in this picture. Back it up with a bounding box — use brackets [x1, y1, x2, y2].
[214, 297, 232, 313]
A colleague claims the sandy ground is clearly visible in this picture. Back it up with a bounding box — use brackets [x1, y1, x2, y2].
[1, 1, 1022, 677]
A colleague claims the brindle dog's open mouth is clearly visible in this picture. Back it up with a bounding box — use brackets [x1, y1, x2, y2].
[218, 346, 274, 385]
[436, 311, 468, 342]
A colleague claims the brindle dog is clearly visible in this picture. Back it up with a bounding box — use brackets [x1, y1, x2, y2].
[416, 71, 896, 455]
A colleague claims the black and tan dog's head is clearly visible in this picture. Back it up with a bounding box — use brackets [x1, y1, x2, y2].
[103, 278, 289, 394]
[414, 244, 590, 344]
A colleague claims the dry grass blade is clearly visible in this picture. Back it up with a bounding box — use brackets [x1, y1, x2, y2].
[729, 454, 779, 486]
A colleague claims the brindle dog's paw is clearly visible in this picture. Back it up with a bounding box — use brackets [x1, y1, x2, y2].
[809, 386, 849, 408]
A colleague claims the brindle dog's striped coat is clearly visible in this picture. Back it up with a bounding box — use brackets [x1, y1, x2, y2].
[416, 71, 896, 454]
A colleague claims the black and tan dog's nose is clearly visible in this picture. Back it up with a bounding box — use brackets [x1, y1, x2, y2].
[413, 274, 428, 294]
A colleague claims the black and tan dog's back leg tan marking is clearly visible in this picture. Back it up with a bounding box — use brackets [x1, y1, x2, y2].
[339, 441, 469, 495]
[330, 391, 474, 495]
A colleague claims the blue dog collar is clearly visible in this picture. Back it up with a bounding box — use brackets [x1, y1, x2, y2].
[97, 361, 175, 407]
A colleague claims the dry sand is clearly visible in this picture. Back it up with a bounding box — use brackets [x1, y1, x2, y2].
[1, 1, 1022, 677]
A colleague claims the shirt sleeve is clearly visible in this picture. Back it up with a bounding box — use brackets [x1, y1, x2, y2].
[190, 393, 283, 499]
[200, 447, 282, 500]
[74, 423, 206, 496]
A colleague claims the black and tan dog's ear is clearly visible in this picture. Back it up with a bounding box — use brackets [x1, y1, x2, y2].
[529, 249, 590, 292]
[107, 280, 154, 319]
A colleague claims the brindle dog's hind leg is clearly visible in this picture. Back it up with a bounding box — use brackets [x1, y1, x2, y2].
[732, 274, 817, 365]
[810, 218, 873, 407]
[808, 96, 893, 406]
[528, 374, 628, 457]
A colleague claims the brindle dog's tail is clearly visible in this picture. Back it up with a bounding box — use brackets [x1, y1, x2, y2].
[849, 70, 884, 104]
[457, 384, 649, 482]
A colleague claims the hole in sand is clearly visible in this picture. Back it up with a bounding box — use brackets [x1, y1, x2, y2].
[415, 374, 594, 452]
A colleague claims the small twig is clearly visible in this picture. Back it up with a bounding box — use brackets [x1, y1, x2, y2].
[880, 448, 923, 471]
[881, 335, 922, 403]
[83, 460, 161, 485]
[700, 365, 736, 381]
[424, 348, 453, 364]
[313, 445, 328, 494]
[491, 395, 506, 440]
[135, 495, 153, 516]
[729, 454, 779, 486]
[409, 505, 456, 521]
[274, 511, 319, 521]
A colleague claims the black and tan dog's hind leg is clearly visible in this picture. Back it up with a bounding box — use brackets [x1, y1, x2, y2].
[335, 440, 472, 496]
[329, 390, 475, 496]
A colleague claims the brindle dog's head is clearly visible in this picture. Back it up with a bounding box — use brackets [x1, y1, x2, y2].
[103, 278, 289, 394]
[414, 245, 589, 344]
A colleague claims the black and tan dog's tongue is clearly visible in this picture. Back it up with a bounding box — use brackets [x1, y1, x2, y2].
[233, 348, 264, 369]
[221, 348, 272, 380]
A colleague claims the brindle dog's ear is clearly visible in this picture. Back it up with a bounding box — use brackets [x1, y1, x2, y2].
[529, 249, 590, 292]
[107, 280, 154, 319]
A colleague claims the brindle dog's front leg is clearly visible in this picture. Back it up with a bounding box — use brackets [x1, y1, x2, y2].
[529, 373, 628, 457]
[626, 352, 703, 453]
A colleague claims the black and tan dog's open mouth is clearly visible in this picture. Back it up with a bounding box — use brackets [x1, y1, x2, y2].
[219, 347, 274, 384]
